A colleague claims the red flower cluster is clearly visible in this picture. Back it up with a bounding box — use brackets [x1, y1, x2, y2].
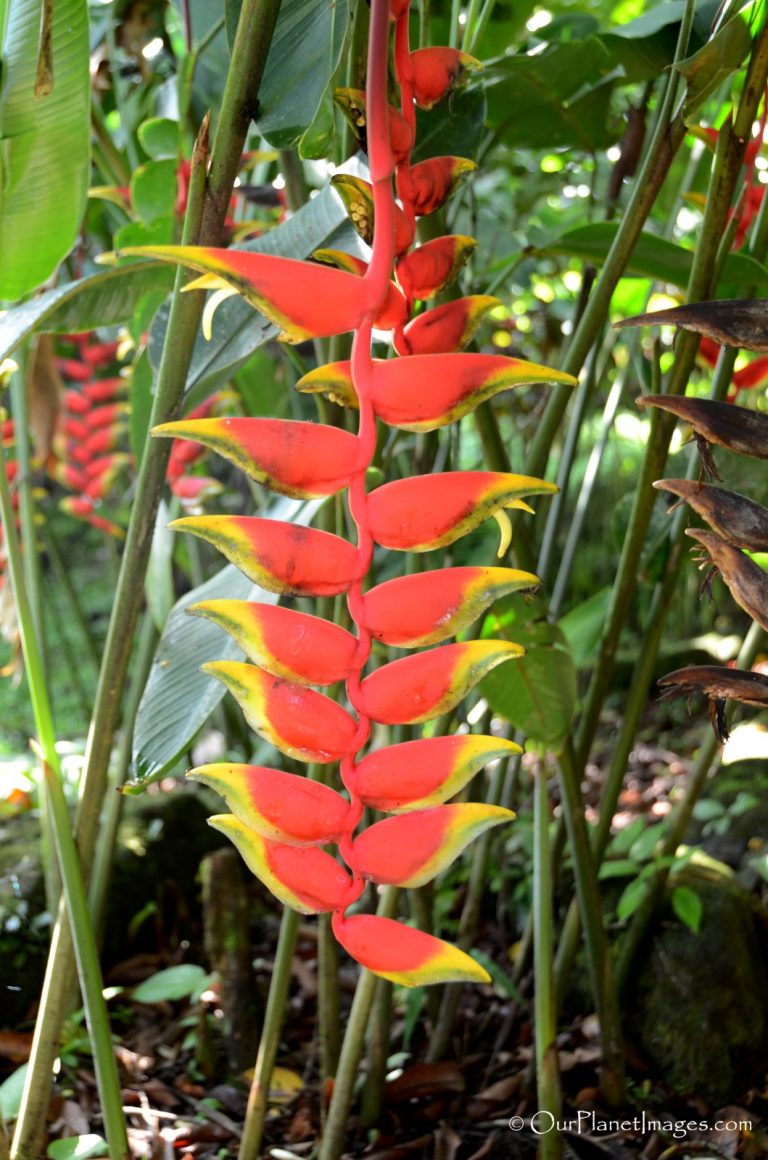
[129, 0, 573, 985]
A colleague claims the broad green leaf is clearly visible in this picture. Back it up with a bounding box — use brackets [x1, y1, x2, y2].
[0, 0, 90, 298]
[542, 222, 768, 291]
[616, 875, 647, 921]
[131, 159, 178, 224]
[484, 38, 617, 152]
[139, 117, 181, 160]
[676, 7, 752, 121]
[47, 1136, 108, 1160]
[412, 88, 487, 164]
[559, 587, 612, 670]
[0, 263, 174, 364]
[131, 964, 210, 1004]
[0, 1062, 28, 1121]
[252, 0, 350, 149]
[146, 166, 357, 404]
[479, 600, 577, 753]
[130, 497, 321, 789]
[299, 88, 335, 160]
[671, 885, 703, 934]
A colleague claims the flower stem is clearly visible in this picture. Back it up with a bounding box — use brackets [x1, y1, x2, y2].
[0, 436, 129, 1160]
[533, 760, 562, 1160]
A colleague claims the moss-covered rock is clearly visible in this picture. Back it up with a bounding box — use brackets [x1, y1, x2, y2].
[628, 863, 768, 1104]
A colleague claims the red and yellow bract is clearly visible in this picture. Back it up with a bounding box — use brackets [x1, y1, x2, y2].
[135, 0, 574, 985]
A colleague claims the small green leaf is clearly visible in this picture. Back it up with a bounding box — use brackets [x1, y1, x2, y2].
[616, 875, 647, 921]
[0, 1063, 28, 1121]
[480, 600, 577, 754]
[629, 821, 667, 862]
[598, 859, 641, 880]
[47, 1136, 109, 1159]
[671, 885, 703, 934]
[139, 117, 181, 160]
[676, 9, 752, 121]
[132, 964, 209, 1004]
[130, 159, 179, 224]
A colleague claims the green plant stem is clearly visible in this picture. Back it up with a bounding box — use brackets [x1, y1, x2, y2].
[237, 906, 301, 1160]
[572, 19, 768, 776]
[556, 742, 625, 1103]
[427, 753, 508, 1062]
[318, 913, 342, 1079]
[533, 760, 562, 1160]
[359, 976, 393, 1127]
[0, 443, 129, 1159]
[318, 888, 401, 1160]
[11, 4, 283, 1154]
[523, 0, 695, 485]
[88, 612, 158, 934]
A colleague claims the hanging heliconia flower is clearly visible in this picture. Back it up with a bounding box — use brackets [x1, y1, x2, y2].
[121, 0, 575, 985]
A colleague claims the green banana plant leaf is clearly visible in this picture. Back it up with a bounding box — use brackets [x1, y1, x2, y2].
[0, 0, 90, 299]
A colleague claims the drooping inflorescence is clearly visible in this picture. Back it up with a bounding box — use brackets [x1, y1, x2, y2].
[136, 0, 575, 986]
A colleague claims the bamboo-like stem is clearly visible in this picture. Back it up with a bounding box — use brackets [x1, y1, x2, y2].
[572, 17, 768, 774]
[556, 743, 624, 1104]
[88, 612, 158, 932]
[359, 976, 394, 1127]
[533, 760, 562, 1160]
[11, 4, 283, 1153]
[0, 441, 128, 1159]
[319, 888, 401, 1160]
[523, 0, 695, 483]
[318, 913, 342, 1080]
[237, 907, 301, 1160]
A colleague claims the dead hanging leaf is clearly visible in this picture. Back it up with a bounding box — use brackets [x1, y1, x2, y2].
[658, 664, 768, 742]
[654, 479, 768, 552]
[615, 298, 768, 351]
[638, 396, 768, 478]
[686, 527, 768, 633]
[28, 334, 63, 463]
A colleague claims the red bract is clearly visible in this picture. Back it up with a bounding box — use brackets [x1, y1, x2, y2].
[147, 0, 569, 986]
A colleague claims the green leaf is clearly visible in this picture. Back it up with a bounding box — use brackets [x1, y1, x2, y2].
[671, 885, 703, 934]
[254, 0, 350, 149]
[559, 587, 611, 670]
[130, 497, 321, 790]
[412, 88, 487, 164]
[0, 0, 90, 298]
[131, 159, 179, 224]
[479, 600, 577, 753]
[542, 222, 768, 291]
[0, 263, 174, 364]
[629, 820, 667, 862]
[616, 875, 647, 921]
[0, 1062, 28, 1121]
[484, 38, 617, 152]
[676, 8, 752, 121]
[146, 166, 357, 404]
[131, 964, 209, 1004]
[47, 1136, 109, 1160]
[138, 117, 181, 161]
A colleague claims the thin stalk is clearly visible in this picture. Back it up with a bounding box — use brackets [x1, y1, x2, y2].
[340, 0, 370, 162]
[0, 444, 128, 1159]
[573, 21, 768, 773]
[9, 355, 59, 920]
[88, 612, 158, 933]
[556, 743, 624, 1104]
[359, 977, 393, 1127]
[318, 914, 342, 1079]
[427, 754, 508, 1062]
[318, 887, 400, 1160]
[90, 102, 130, 188]
[237, 907, 301, 1160]
[12, 3, 283, 1153]
[523, 0, 696, 483]
[463, 0, 496, 54]
[533, 760, 562, 1160]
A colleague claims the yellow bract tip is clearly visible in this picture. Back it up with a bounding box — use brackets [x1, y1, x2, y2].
[493, 509, 512, 558]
